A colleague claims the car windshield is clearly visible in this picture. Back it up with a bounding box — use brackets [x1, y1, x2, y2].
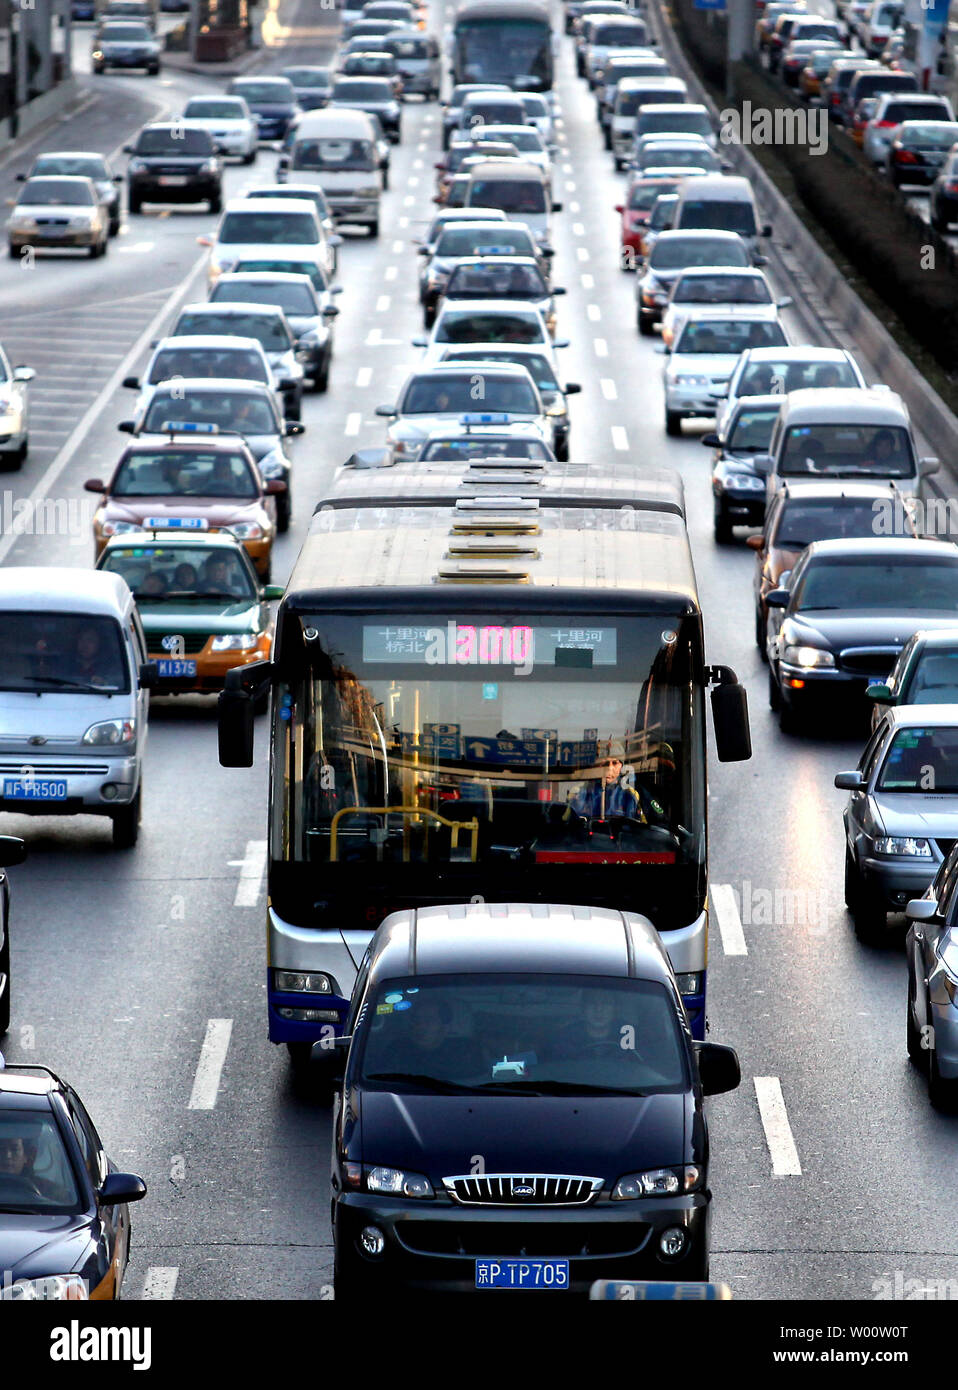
[402, 375, 538, 413]
[100, 544, 257, 601]
[18, 180, 93, 206]
[435, 310, 545, 344]
[877, 726, 958, 793]
[184, 100, 246, 119]
[332, 80, 392, 100]
[445, 262, 548, 298]
[443, 350, 557, 391]
[674, 273, 770, 304]
[903, 652, 958, 704]
[234, 257, 328, 292]
[650, 236, 749, 269]
[233, 81, 294, 102]
[464, 102, 525, 125]
[212, 281, 316, 315]
[99, 23, 151, 39]
[675, 318, 786, 353]
[779, 424, 915, 478]
[135, 129, 212, 155]
[249, 187, 329, 215]
[617, 89, 681, 116]
[774, 497, 893, 547]
[175, 310, 291, 352]
[0, 1109, 84, 1214]
[640, 146, 716, 170]
[737, 358, 859, 394]
[33, 156, 107, 179]
[485, 129, 543, 153]
[0, 612, 129, 694]
[467, 179, 546, 214]
[148, 346, 269, 384]
[794, 556, 958, 612]
[292, 138, 375, 172]
[217, 212, 317, 246]
[435, 226, 533, 256]
[111, 449, 258, 498]
[727, 406, 779, 453]
[143, 391, 277, 435]
[356, 974, 688, 1096]
[420, 437, 552, 459]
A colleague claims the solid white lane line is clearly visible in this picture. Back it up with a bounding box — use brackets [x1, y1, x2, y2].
[754, 1077, 802, 1176]
[345, 411, 362, 435]
[188, 1020, 233, 1111]
[356, 367, 373, 387]
[611, 426, 628, 451]
[711, 882, 748, 956]
[600, 378, 617, 401]
[587, 303, 600, 322]
[231, 839, 267, 907]
[142, 1268, 178, 1300]
[594, 338, 608, 357]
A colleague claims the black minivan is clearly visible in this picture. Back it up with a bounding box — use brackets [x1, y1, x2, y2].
[124, 123, 222, 214]
[331, 903, 740, 1297]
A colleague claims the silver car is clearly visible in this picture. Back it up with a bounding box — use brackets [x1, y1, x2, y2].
[7, 175, 108, 258]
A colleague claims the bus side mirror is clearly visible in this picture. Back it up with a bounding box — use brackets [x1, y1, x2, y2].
[218, 689, 255, 768]
[709, 666, 751, 762]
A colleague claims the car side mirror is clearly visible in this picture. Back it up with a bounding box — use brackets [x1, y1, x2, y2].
[563, 382, 581, 394]
[751, 453, 773, 474]
[777, 296, 793, 309]
[552, 286, 567, 295]
[284, 421, 305, 436]
[322, 305, 340, 318]
[15, 173, 25, 181]
[99, 1173, 147, 1206]
[0, 835, 26, 868]
[552, 200, 563, 211]
[375, 404, 397, 417]
[765, 587, 789, 608]
[701, 432, 720, 448]
[84, 478, 106, 494]
[540, 245, 555, 257]
[265, 478, 287, 494]
[412, 335, 427, 346]
[554, 338, 570, 349]
[329, 233, 343, 246]
[752, 254, 768, 267]
[123, 145, 134, 154]
[122, 376, 140, 390]
[654, 344, 667, 355]
[865, 682, 892, 703]
[330, 284, 344, 294]
[834, 770, 866, 791]
[113, 175, 123, 184]
[907, 898, 940, 923]
[11, 365, 34, 382]
[4, 198, 15, 208]
[138, 662, 159, 691]
[696, 1042, 741, 1096]
[920, 456, 941, 476]
[117, 420, 135, 434]
[263, 585, 285, 601]
[417, 245, 429, 254]
[746, 534, 765, 551]
[710, 385, 729, 399]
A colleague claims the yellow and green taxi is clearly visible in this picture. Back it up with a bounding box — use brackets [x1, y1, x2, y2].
[95, 531, 283, 694]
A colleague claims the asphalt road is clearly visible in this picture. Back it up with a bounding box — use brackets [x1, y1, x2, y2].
[1, 0, 956, 1302]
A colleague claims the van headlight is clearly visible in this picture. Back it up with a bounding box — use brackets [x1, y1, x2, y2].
[83, 719, 135, 746]
[365, 1166, 434, 1198]
[611, 1166, 701, 1199]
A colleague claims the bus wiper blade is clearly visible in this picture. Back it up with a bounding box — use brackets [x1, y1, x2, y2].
[364, 1072, 487, 1094]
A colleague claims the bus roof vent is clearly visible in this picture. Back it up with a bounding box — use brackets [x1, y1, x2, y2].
[435, 565, 531, 584]
[450, 519, 541, 535]
[454, 497, 540, 511]
[446, 541, 540, 559]
[462, 471, 544, 488]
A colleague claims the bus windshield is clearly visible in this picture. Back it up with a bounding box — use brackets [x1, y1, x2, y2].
[270, 612, 705, 879]
[454, 17, 553, 90]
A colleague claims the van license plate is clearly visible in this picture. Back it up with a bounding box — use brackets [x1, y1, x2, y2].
[476, 1259, 569, 1289]
[3, 778, 68, 800]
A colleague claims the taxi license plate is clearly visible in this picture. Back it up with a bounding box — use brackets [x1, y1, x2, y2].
[144, 516, 205, 529]
[159, 176, 188, 186]
[476, 1259, 569, 1290]
[157, 659, 197, 677]
[3, 778, 67, 801]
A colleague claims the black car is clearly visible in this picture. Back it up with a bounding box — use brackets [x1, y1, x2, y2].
[331, 903, 740, 1298]
[0, 1061, 146, 1300]
[766, 536, 958, 733]
[929, 149, 958, 233]
[0, 837, 25, 1036]
[329, 76, 403, 142]
[91, 20, 161, 74]
[701, 394, 782, 543]
[886, 120, 958, 189]
[227, 76, 300, 143]
[124, 124, 222, 214]
[282, 65, 333, 111]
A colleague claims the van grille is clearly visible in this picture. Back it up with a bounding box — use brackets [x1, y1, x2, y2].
[442, 1174, 603, 1206]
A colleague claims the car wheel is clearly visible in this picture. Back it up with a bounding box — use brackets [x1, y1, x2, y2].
[7, 243, 18, 260]
[276, 490, 291, 534]
[382, 168, 390, 191]
[638, 314, 653, 336]
[778, 693, 803, 734]
[0, 930, 10, 1036]
[243, 148, 256, 165]
[603, 128, 612, 150]
[555, 434, 569, 462]
[423, 306, 436, 330]
[713, 502, 733, 545]
[109, 218, 120, 238]
[768, 665, 782, 712]
[209, 193, 222, 214]
[929, 1045, 958, 1111]
[368, 220, 379, 238]
[851, 873, 887, 944]
[128, 194, 142, 214]
[112, 787, 141, 850]
[88, 241, 99, 259]
[755, 608, 768, 660]
[314, 357, 330, 393]
[932, 210, 949, 234]
[613, 156, 623, 171]
[906, 985, 927, 1069]
[665, 409, 682, 436]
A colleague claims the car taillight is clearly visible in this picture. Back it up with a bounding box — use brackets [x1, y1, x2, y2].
[876, 119, 896, 127]
[894, 148, 918, 162]
[947, 182, 958, 193]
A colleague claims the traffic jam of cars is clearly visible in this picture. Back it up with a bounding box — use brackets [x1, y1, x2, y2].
[2, 0, 958, 1328]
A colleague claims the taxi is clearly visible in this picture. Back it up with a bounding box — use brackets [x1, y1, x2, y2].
[84, 426, 285, 581]
[95, 531, 283, 697]
[0, 1060, 146, 1301]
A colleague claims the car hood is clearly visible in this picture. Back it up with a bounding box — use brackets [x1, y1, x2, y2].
[354, 1089, 691, 1179]
[785, 612, 958, 649]
[870, 793, 958, 837]
[137, 599, 265, 635]
[0, 1213, 95, 1279]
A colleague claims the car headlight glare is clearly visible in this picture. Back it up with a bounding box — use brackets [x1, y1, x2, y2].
[211, 633, 259, 651]
[224, 522, 264, 540]
[612, 1165, 700, 1200]
[274, 969, 333, 993]
[873, 836, 932, 858]
[676, 374, 710, 386]
[782, 644, 835, 669]
[1, 1274, 89, 1301]
[726, 473, 765, 490]
[365, 1166, 434, 1198]
[82, 718, 135, 746]
[127, 159, 147, 174]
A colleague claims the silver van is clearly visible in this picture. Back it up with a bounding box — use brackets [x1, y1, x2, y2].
[464, 158, 562, 247]
[672, 173, 771, 258]
[0, 568, 157, 848]
[611, 75, 688, 169]
[381, 29, 441, 100]
[285, 108, 383, 236]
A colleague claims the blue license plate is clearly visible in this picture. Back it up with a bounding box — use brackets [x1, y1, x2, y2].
[476, 1259, 569, 1290]
[143, 516, 206, 529]
[3, 778, 68, 801]
[157, 659, 197, 678]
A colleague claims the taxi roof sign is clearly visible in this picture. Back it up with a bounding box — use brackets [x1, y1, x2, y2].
[460, 412, 513, 425]
[160, 421, 220, 435]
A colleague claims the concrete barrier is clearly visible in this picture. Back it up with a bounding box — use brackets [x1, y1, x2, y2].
[13, 79, 80, 144]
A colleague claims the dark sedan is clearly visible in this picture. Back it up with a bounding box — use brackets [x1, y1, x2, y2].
[0, 1062, 146, 1300]
[867, 626, 958, 729]
[0, 837, 25, 1036]
[227, 77, 300, 143]
[702, 394, 781, 544]
[91, 20, 161, 73]
[124, 124, 222, 214]
[282, 65, 333, 111]
[766, 537, 958, 733]
[329, 76, 402, 141]
[929, 149, 958, 232]
[886, 120, 958, 188]
[208, 270, 342, 393]
[331, 902, 740, 1298]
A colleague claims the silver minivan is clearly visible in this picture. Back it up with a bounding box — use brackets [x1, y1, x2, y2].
[284, 108, 383, 236]
[381, 29, 441, 100]
[672, 174, 771, 258]
[0, 568, 156, 848]
[464, 159, 562, 247]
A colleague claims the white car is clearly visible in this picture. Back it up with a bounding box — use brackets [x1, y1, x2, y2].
[122, 335, 277, 423]
[0, 343, 34, 468]
[437, 340, 581, 459]
[243, 183, 340, 276]
[660, 266, 789, 349]
[415, 298, 561, 365]
[517, 93, 558, 150]
[181, 96, 258, 164]
[167, 302, 306, 419]
[199, 196, 327, 285]
[475, 125, 554, 182]
[714, 345, 866, 438]
[375, 362, 553, 458]
[662, 307, 790, 436]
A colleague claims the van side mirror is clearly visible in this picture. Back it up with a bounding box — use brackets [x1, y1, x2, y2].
[709, 666, 751, 762]
[920, 456, 941, 476]
[138, 662, 159, 691]
[84, 478, 105, 493]
[834, 770, 865, 791]
[696, 1042, 741, 1096]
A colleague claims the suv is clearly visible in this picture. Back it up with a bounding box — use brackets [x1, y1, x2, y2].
[124, 123, 222, 214]
[331, 902, 740, 1297]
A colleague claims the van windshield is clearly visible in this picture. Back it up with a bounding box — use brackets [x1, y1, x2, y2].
[637, 110, 712, 139]
[678, 198, 757, 236]
[650, 236, 749, 269]
[779, 424, 916, 478]
[0, 612, 130, 694]
[292, 138, 376, 171]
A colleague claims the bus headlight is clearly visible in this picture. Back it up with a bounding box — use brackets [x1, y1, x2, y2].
[274, 970, 333, 993]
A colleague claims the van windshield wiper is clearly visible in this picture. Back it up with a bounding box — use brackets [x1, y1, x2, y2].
[21, 675, 115, 693]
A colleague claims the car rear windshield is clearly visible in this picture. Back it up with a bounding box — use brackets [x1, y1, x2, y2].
[628, 179, 680, 209]
[0, 1108, 84, 1213]
[184, 99, 246, 119]
[443, 349, 558, 391]
[112, 450, 258, 498]
[292, 138, 376, 171]
[148, 346, 269, 385]
[436, 226, 533, 256]
[446, 262, 548, 298]
[878, 726, 958, 792]
[435, 309, 544, 344]
[33, 156, 107, 179]
[332, 79, 393, 100]
[883, 102, 953, 123]
[0, 612, 130, 694]
[637, 110, 712, 139]
[677, 198, 757, 236]
[401, 374, 539, 413]
[795, 556, 958, 612]
[101, 544, 256, 602]
[675, 318, 786, 353]
[617, 89, 683, 116]
[774, 497, 891, 547]
[650, 236, 749, 269]
[284, 68, 331, 86]
[467, 178, 546, 214]
[780, 424, 915, 478]
[212, 280, 316, 315]
[674, 273, 770, 304]
[135, 128, 213, 155]
[18, 179, 94, 205]
[355, 974, 688, 1096]
[143, 391, 277, 435]
[218, 211, 317, 245]
[175, 309, 292, 351]
[738, 358, 859, 393]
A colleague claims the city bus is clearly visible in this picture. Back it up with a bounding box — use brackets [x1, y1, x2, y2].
[217, 456, 751, 1068]
[451, 0, 554, 92]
